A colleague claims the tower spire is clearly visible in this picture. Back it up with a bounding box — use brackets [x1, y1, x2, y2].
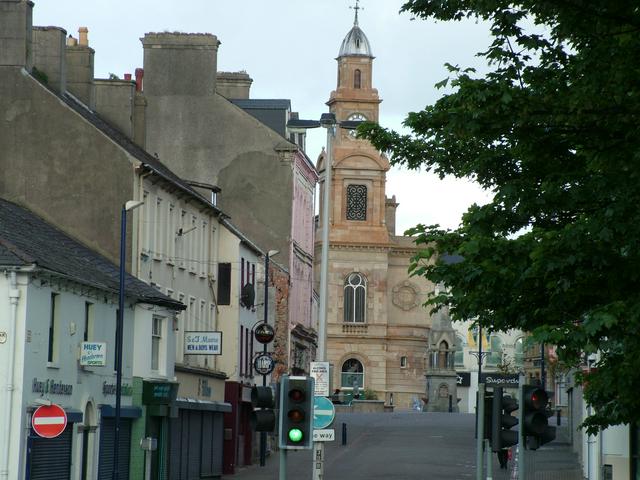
[350, 0, 361, 26]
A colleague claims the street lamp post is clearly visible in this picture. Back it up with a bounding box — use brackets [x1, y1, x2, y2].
[113, 200, 143, 480]
[260, 249, 279, 467]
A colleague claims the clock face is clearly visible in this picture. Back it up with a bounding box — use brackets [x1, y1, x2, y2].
[347, 113, 367, 138]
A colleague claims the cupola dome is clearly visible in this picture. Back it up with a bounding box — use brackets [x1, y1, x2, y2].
[338, 24, 373, 58]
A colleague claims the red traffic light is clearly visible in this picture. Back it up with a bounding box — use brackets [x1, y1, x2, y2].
[525, 388, 548, 410]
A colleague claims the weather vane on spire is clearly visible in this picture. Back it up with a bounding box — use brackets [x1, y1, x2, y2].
[350, 0, 362, 26]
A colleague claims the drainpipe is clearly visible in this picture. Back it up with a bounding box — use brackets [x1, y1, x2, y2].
[0, 271, 20, 479]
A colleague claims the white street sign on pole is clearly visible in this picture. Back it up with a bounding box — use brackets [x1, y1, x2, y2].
[313, 429, 335, 442]
[310, 362, 330, 397]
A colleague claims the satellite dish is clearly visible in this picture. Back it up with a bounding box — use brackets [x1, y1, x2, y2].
[240, 283, 255, 308]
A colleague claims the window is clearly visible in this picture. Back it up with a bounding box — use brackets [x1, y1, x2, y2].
[155, 197, 163, 259]
[217, 263, 231, 305]
[142, 191, 151, 253]
[83, 302, 93, 342]
[455, 334, 466, 367]
[343, 273, 366, 323]
[240, 325, 244, 376]
[341, 359, 364, 389]
[167, 203, 175, 263]
[346, 184, 367, 221]
[47, 293, 59, 363]
[200, 221, 208, 276]
[354, 69, 361, 89]
[151, 316, 162, 371]
[190, 215, 198, 272]
[400, 356, 407, 368]
[178, 210, 187, 268]
[514, 337, 524, 367]
[487, 335, 503, 366]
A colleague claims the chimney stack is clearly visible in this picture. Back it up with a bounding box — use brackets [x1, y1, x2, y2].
[32, 26, 67, 93]
[134, 68, 144, 92]
[65, 26, 95, 107]
[78, 26, 88, 46]
[141, 33, 220, 97]
[0, 0, 34, 68]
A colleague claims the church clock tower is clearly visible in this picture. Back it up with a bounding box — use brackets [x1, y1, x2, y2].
[321, 2, 390, 247]
[316, 4, 437, 411]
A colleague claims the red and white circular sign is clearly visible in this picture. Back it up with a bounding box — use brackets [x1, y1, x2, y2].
[32, 404, 67, 439]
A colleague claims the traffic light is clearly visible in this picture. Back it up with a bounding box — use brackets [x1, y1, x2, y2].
[278, 375, 314, 450]
[250, 385, 276, 432]
[522, 385, 556, 450]
[491, 386, 519, 452]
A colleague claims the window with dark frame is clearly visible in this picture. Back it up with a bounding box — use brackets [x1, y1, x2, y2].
[47, 293, 59, 362]
[217, 263, 231, 305]
[84, 302, 93, 342]
[346, 184, 367, 221]
[240, 325, 245, 376]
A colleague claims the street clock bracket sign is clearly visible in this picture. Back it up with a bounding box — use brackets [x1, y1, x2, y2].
[253, 352, 275, 376]
[254, 323, 275, 344]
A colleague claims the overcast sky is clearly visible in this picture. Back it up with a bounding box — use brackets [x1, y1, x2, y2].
[33, 0, 493, 232]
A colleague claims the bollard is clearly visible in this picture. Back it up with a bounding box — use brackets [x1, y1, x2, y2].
[342, 422, 347, 446]
[556, 408, 561, 426]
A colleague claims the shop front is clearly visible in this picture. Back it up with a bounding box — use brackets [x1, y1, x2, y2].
[223, 382, 254, 475]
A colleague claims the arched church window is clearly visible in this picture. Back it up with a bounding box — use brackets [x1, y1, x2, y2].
[354, 69, 362, 89]
[341, 358, 364, 389]
[344, 273, 366, 323]
[346, 184, 367, 221]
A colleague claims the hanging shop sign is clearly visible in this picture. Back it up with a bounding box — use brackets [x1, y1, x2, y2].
[253, 353, 275, 376]
[254, 324, 275, 344]
[80, 342, 107, 366]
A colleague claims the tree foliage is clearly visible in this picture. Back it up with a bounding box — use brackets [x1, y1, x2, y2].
[359, 0, 640, 432]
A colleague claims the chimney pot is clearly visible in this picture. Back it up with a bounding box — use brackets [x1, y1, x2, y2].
[124, 73, 132, 81]
[135, 68, 144, 92]
[78, 27, 88, 46]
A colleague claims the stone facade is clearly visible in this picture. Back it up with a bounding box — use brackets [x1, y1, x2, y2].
[316, 15, 434, 409]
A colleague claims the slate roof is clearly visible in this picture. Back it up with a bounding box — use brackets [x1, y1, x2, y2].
[230, 99, 291, 110]
[0, 198, 184, 310]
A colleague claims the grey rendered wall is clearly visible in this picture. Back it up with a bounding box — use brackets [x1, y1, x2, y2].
[142, 33, 294, 265]
[0, 67, 136, 264]
[32, 27, 66, 94]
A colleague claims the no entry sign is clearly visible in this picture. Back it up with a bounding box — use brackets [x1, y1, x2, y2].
[32, 404, 67, 438]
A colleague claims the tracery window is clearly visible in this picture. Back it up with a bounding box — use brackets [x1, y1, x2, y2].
[344, 273, 366, 323]
[346, 184, 367, 221]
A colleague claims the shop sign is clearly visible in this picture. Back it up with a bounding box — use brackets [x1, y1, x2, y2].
[480, 373, 519, 387]
[102, 381, 133, 396]
[80, 342, 107, 366]
[456, 372, 471, 387]
[184, 331, 222, 355]
[32, 378, 73, 395]
[142, 381, 178, 405]
[253, 353, 275, 376]
[254, 324, 275, 344]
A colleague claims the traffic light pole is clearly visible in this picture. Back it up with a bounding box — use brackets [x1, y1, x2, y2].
[477, 383, 485, 480]
[518, 375, 525, 480]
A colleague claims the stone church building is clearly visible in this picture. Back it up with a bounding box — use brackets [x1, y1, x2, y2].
[314, 10, 457, 410]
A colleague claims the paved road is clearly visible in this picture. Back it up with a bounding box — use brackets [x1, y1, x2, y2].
[231, 411, 582, 480]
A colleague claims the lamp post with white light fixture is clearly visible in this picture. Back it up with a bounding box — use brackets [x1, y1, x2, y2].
[113, 200, 143, 480]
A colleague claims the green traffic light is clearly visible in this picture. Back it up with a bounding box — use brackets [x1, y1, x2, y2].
[288, 428, 303, 443]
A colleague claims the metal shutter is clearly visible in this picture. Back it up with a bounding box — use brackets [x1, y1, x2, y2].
[28, 425, 73, 480]
[97, 417, 132, 480]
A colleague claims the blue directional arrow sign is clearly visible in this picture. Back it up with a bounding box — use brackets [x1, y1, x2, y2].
[313, 396, 335, 430]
